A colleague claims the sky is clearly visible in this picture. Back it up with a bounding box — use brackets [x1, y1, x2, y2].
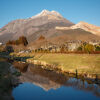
[0, 0, 100, 28]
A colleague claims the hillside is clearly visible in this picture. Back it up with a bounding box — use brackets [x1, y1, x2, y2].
[0, 10, 74, 43]
[0, 10, 100, 45]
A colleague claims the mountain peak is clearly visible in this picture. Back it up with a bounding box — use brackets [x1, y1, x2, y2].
[40, 9, 50, 15]
[73, 21, 100, 28]
[78, 21, 87, 24]
[51, 10, 63, 17]
[41, 9, 50, 13]
[31, 9, 63, 19]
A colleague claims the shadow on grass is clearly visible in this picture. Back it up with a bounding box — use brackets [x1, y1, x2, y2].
[12, 56, 33, 62]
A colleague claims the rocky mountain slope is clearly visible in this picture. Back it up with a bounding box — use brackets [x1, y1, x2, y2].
[0, 10, 73, 43]
[0, 10, 100, 44]
[56, 21, 100, 36]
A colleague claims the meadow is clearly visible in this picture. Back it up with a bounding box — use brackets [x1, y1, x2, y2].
[10, 53, 100, 76]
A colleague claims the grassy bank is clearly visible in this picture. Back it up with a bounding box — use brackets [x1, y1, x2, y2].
[10, 53, 100, 79]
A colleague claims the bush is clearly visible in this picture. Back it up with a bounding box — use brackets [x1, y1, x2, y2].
[77, 46, 82, 51]
[5, 46, 14, 53]
[95, 46, 100, 51]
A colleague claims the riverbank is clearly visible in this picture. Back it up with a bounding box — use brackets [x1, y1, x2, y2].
[0, 56, 21, 100]
[0, 51, 100, 100]
[10, 52, 100, 80]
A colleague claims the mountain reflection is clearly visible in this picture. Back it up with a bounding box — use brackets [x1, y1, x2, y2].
[12, 61, 100, 97]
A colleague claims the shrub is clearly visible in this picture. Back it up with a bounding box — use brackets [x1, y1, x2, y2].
[4, 46, 14, 53]
[95, 46, 100, 51]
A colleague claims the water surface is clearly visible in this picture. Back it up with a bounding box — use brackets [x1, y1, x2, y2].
[10, 61, 100, 100]
[13, 82, 100, 100]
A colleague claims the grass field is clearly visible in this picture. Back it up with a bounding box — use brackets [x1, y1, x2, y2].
[10, 53, 100, 76]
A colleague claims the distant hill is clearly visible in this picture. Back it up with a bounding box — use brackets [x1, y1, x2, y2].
[56, 21, 100, 36]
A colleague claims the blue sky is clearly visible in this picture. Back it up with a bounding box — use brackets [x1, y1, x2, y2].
[0, 0, 100, 28]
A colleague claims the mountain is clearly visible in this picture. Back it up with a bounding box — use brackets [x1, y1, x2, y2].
[0, 10, 74, 43]
[0, 9, 100, 45]
[71, 21, 100, 36]
[28, 28, 100, 49]
[31, 9, 63, 19]
[56, 21, 100, 36]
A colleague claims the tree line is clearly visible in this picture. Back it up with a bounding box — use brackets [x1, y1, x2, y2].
[6, 36, 28, 46]
[33, 43, 100, 54]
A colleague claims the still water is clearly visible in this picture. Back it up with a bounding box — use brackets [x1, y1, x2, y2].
[13, 82, 100, 100]
[11, 61, 100, 100]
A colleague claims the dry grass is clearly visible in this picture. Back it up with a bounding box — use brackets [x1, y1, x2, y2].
[10, 53, 100, 75]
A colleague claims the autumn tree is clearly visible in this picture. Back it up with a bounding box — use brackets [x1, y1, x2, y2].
[6, 36, 28, 46]
[38, 35, 45, 40]
[6, 40, 16, 45]
[18, 36, 28, 46]
[84, 44, 95, 53]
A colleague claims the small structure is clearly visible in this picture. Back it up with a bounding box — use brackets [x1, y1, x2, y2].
[67, 43, 81, 51]
[89, 41, 99, 46]
[0, 42, 3, 46]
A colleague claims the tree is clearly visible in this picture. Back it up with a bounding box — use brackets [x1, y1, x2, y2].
[6, 40, 16, 45]
[84, 44, 95, 53]
[6, 36, 28, 46]
[60, 45, 67, 53]
[95, 46, 100, 51]
[18, 36, 28, 46]
[77, 46, 82, 51]
[38, 35, 45, 40]
[5, 46, 14, 53]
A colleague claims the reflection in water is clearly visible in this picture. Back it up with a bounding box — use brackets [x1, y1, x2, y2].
[12, 61, 100, 99]
[12, 61, 29, 72]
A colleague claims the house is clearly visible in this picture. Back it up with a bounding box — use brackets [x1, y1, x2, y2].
[89, 41, 99, 46]
[67, 42, 81, 51]
[0, 42, 3, 46]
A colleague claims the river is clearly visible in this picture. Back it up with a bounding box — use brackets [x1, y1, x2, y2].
[12, 61, 100, 100]
[0, 57, 100, 100]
